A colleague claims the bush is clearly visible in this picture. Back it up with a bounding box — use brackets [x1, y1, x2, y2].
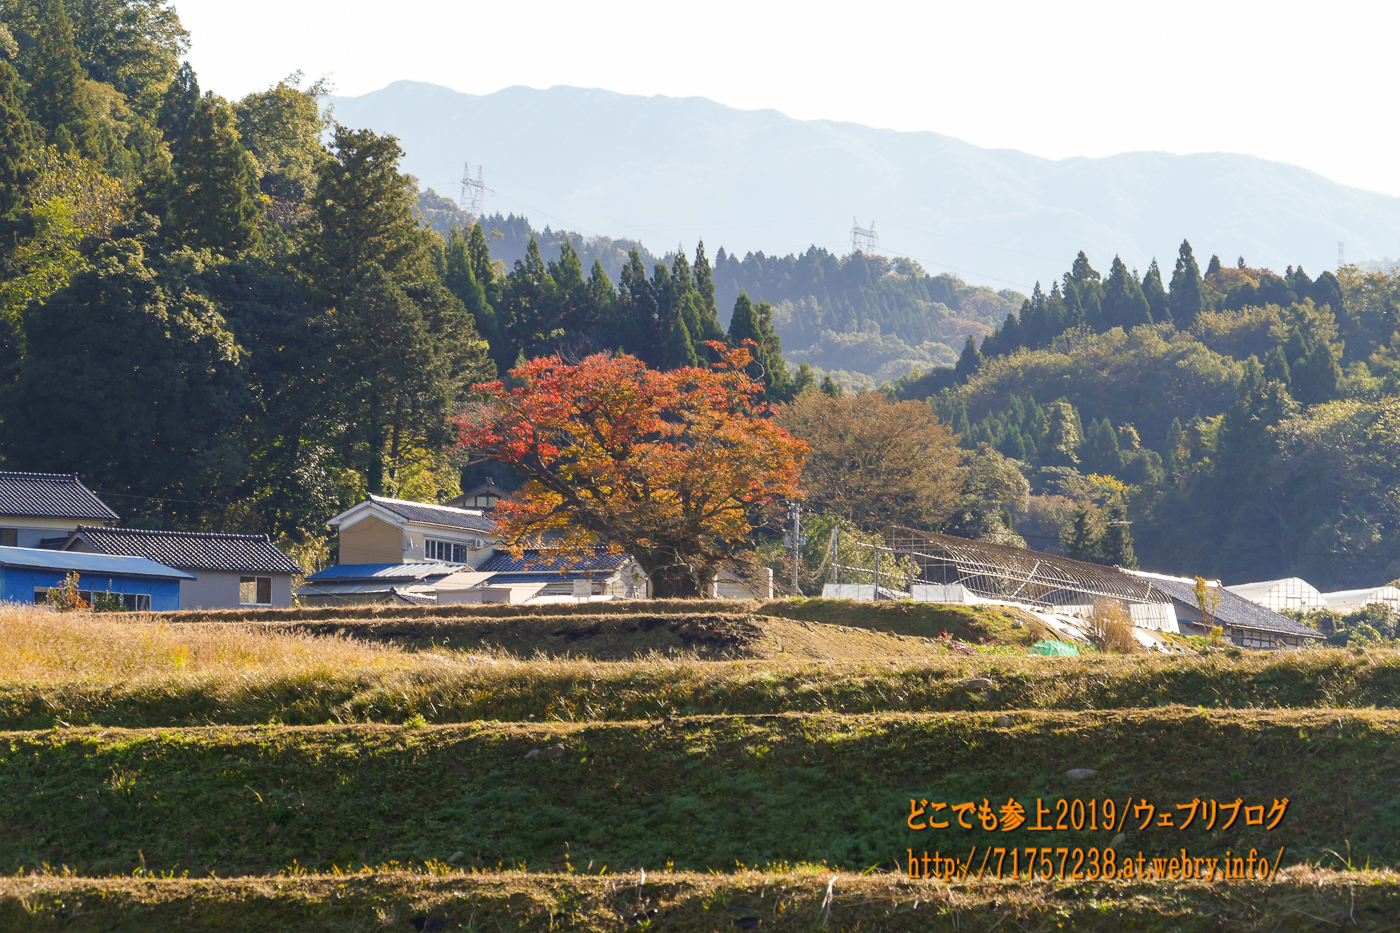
[1087, 598, 1141, 654]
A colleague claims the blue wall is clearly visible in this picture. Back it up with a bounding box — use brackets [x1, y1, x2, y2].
[0, 567, 182, 611]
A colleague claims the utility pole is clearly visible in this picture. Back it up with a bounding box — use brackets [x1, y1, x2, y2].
[784, 501, 806, 595]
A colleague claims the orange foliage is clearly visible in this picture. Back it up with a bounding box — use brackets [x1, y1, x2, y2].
[459, 344, 806, 597]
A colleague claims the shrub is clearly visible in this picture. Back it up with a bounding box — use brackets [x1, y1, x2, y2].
[1087, 598, 1141, 654]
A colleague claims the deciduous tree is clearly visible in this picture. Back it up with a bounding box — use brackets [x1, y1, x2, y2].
[779, 390, 963, 531]
[460, 345, 805, 597]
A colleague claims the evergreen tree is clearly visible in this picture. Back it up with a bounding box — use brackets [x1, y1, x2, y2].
[691, 240, 724, 343]
[1205, 254, 1223, 277]
[1102, 255, 1151, 328]
[1142, 259, 1169, 323]
[26, 0, 100, 159]
[0, 60, 34, 220]
[304, 125, 434, 300]
[156, 61, 198, 162]
[1264, 345, 1292, 390]
[951, 396, 970, 436]
[954, 334, 982, 381]
[985, 310, 1022, 357]
[656, 296, 697, 369]
[167, 94, 263, 255]
[548, 238, 589, 332]
[1163, 416, 1184, 475]
[585, 257, 617, 332]
[467, 223, 497, 299]
[1065, 251, 1104, 330]
[1168, 240, 1207, 330]
[604, 248, 654, 358]
[499, 237, 557, 359]
[1063, 508, 1098, 562]
[820, 374, 843, 398]
[752, 297, 791, 398]
[1292, 338, 1341, 406]
[728, 291, 762, 347]
[443, 226, 503, 367]
[1083, 417, 1122, 475]
[1099, 502, 1137, 568]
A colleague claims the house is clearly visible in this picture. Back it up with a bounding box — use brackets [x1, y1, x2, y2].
[470, 547, 648, 602]
[326, 495, 500, 567]
[294, 561, 464, 606]
[303, 494, 652, 605]
[1127, 571, 1323, 648]
[1225, 577, 1327, 614]
[1321, 586, 1400, 615]
[58, 526, 302, 610]
[0, 546, 193, 611]
[446, 480, 508, 512]
[0, 472, 118, 548]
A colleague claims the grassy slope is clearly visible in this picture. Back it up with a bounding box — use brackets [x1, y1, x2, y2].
[2, 710, 1397, 877]
[5, 869, 1400, 932]
[4, 648, 1398, 730]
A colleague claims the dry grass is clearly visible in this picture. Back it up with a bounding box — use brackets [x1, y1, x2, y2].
[0, 603, 431, 683]
[4, 866, 1399, 932]
[1088, 598, 1144, 653]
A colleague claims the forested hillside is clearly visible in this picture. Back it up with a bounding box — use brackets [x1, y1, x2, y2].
[895, 243, 1400, 589]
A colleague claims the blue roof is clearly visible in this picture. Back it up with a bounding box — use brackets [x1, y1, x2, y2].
[304, 562, 459, 583]
[0, 546, 195, 580]
[477, 547, 630, 574]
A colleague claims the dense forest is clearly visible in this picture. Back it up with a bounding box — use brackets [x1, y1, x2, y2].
[893, 244, 1400, 589]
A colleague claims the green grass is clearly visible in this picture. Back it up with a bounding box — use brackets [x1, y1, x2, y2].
[6, 646, 1398, 730]
[1, 709, 1397, 877]
[5, 867, 1400, 932]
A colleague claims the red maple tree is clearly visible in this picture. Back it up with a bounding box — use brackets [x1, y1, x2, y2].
[459, 344, 806, 597]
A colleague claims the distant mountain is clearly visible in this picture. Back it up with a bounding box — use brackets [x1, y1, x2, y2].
[330, 82, 1400, 290]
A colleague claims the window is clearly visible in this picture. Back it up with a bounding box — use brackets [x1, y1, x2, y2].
[240, 576, 272, 605]
[425, 539, 472, 563]
[35, 589, 150, 611]
[474, 494, 499, 509]
[0, 528, 15, 547]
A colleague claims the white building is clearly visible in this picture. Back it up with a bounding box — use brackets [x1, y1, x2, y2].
[1321, 586, 1400, 615]
[1225, 577, 1327, 614]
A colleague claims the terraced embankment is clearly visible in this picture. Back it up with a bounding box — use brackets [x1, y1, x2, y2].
[1, 600, 1397, 931]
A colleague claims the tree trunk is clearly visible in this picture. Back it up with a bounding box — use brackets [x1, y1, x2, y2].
[647, 564, 707, 599]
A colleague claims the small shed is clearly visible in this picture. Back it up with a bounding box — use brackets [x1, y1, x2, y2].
[1224, 577, 1327, 614]
[0, 546, 193, 611]
[1322, 586, 1400, 615]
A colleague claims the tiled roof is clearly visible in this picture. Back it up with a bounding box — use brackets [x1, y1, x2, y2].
[359, 496, 497, 533]
[304, 562, 460, 583]
[70, 525, 302, 575]
[0, 545, 194, 580]
[476, 547, 630, 575]
[1142, 575, 1322, 639]
[0, 473, 118, 521]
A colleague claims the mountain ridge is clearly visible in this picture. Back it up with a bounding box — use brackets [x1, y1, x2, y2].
[329, 80, 1400, 291]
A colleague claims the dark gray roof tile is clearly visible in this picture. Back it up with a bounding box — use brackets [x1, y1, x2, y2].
[71, 526, 302, 575]
[0, 473, 118, 521]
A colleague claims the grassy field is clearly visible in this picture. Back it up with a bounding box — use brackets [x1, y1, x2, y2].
[0, 599, 1395, 930]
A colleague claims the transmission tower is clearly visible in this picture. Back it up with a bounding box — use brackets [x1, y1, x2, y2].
[459, 162, 485, 218]
[851, 217, 879, 254]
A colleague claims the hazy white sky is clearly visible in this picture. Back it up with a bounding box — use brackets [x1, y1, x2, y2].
[177, 0, 1400, 197]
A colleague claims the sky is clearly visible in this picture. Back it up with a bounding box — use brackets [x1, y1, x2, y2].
[177, 0, 1400, 197]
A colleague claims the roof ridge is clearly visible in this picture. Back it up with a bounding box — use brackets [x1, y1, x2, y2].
[0, 471, 80, 483]
[77, 524, 271, 542]
[368, 494, 484, 515]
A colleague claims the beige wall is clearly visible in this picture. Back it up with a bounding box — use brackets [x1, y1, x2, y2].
[339, 515, 403, 565]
